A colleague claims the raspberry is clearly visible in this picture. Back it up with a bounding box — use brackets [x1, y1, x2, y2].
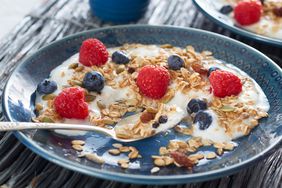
[136, 65, 170, 99]
[209, 70, 242, 98]
[79, 38, 108, 67]
[234, 1, 262, 26]
[54, 87, 89, 119]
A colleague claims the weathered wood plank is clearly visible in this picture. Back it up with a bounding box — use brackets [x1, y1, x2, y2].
[0, 0, 280, 188]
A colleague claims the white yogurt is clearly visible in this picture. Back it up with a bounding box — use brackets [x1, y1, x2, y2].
[192, 110, 231, 142]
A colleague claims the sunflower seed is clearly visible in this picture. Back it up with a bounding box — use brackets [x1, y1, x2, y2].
[42, 94, 56, 100]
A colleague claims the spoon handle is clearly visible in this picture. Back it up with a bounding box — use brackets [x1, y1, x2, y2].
[0, 122, 113, 136]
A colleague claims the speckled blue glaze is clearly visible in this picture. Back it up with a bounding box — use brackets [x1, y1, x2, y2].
[2, 25, 282, 185]
[192, 0, 282, 47]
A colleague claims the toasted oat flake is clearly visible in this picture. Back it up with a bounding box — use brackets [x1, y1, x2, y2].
[206, 152, 217, 159]
[72, 144, 84, 151]
[223, 143, 235, 151]
[128, 150, 139, 159]
[119, 146, 130, 152]
[159, 147, 169, 155]
[118, 158, 129, 164]
[112, 143, 123, 148]
[108, 149, 121, 155]
[213, 142, 225, 149]
[71, 140, 85, 145]
[216, 148, 224, 156]
[85, 153, 105, 164]
[154, 158, 166, 167]
[121, 163, 129, 169]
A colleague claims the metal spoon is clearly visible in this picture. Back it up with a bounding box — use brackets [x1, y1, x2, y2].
[0, 107, 185, 142]
[0, 121, 142, 142]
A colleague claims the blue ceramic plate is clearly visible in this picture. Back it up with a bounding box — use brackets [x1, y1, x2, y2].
[192, 0, 282, 47]
[2, 25, 282, 184]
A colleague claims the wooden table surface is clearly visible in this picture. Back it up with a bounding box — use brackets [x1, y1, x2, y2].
[0, 0, 281, 187]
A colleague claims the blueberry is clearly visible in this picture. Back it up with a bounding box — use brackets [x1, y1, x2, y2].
[167, 55, 184, 70]
[219, 5, 233, 14]
[193, 111, 212, 130]
[207, 67, 220, 77]
[112, 51, 130, 64]
[82, 71, 105, 92]
[158, 115, 168, 124]
[187, 99, 207, 113]
[152, 122, 160, 128]
[37, 79, 57, 94]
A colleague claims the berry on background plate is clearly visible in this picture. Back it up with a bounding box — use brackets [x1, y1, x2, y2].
[79, 38, 108, 67]
[136, 65, 170, 99]
[54, 87, 89, 119]
[234, 1, 262, 26]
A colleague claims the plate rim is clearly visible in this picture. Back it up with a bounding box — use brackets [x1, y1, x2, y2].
[2, 24, 282, 185]
[192, 0, 282, 47]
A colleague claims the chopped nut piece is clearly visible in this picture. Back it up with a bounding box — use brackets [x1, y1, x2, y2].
[191, 63, 207, 74]
[140, 111, 156, 123]
[170, 151, 194, 168]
